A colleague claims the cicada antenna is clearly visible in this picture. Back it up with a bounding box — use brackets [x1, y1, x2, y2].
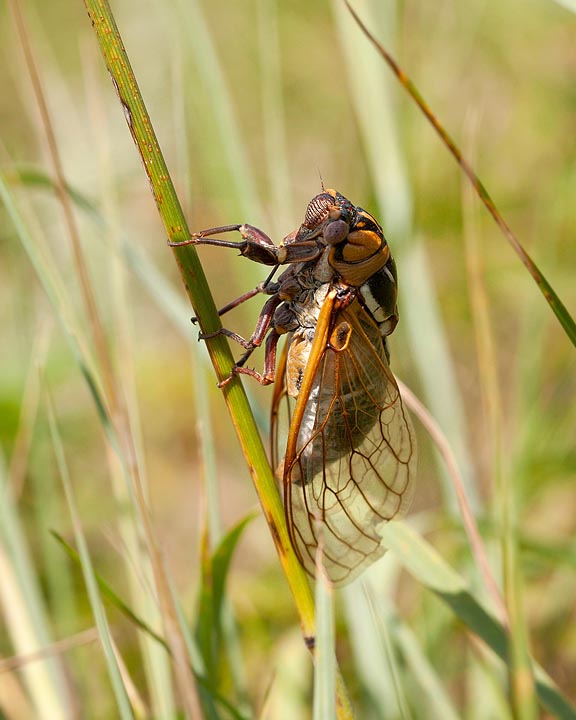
[317, 169, 325, 192]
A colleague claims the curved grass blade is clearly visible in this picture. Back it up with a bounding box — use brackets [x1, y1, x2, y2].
[7, 165, 99, 215]
[397, 380, 506, 624]
[344, 0, 576, 349]
[81, 0, 312, 612]
[332, 0, 480, 515]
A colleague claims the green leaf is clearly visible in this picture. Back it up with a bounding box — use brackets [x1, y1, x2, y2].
[196, 514, 257, 691]
[212, 514, 257, 627]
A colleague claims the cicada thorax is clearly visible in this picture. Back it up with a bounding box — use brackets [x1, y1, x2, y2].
[290, 189, 400, 336]
[330, 202, 400, 339]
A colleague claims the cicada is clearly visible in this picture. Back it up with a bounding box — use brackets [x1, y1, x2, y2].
[175, 189, 416, 586]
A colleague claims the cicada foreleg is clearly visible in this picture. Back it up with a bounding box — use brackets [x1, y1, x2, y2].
[170, 223, 281, 266]
[170, 222, 322, 266]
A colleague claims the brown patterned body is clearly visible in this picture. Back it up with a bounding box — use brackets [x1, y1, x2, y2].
[178, 189, 417, 585]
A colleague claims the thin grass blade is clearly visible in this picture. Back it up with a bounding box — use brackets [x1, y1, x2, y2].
[344, 0, 576, 349]
[333, 0, 479, 513]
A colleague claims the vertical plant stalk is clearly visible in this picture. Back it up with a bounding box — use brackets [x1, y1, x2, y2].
[82, 1, 354, 716]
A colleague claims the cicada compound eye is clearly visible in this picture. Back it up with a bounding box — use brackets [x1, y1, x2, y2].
[303, 192, 336, 229]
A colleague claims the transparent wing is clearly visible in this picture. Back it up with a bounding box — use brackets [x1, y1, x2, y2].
[283, 302, 416, 586]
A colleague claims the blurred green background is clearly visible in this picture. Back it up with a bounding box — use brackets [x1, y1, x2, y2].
[1, 0, 575, 717]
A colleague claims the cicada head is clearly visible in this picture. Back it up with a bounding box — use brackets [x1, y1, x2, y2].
[303, 191, 335, 229]
[293, 189, 356, 244]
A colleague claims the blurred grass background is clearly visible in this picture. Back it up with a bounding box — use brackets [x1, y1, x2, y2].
[1, 0, 575, 717]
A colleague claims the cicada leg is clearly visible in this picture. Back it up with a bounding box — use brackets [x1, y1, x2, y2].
[191, 271, 281, 325]
[170, 223, 283, 266]
[201, 294, 283, 387]
[229, 329, 281, 387]
[170, 223, 322, 266]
